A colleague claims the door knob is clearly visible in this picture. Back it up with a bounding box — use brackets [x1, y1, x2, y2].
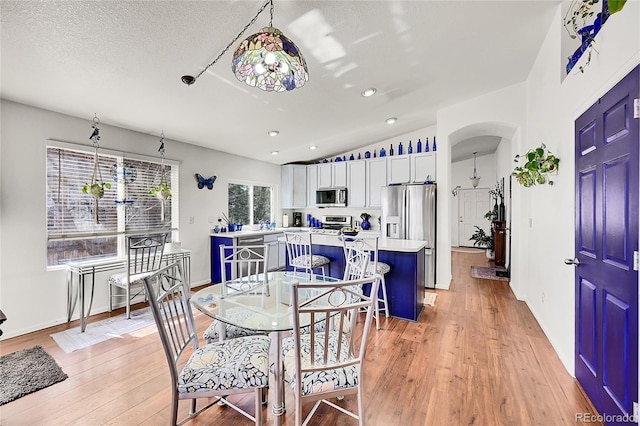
[564, 258, 581, 266]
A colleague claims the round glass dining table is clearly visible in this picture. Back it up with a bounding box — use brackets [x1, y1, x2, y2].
[191, 271, 339, 424]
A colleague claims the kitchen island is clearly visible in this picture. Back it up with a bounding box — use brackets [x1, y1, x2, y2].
[210, 229, 427, 322]
[299, 233, 426, 322]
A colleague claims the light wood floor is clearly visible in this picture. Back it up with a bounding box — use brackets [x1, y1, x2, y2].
[0, 251, 599, 425]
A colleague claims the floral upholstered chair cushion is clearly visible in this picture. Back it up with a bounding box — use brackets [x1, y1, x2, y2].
[290, 254, 330, 269]
[281, 332, 358, 396]
[178, 335, 270, 393]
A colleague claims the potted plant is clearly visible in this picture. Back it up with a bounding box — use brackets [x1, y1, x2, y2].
[512, 143, 560, 187]
[149, 182, 171, 200]
[82, 179, 111, 199]
[469, 225, 495, 260]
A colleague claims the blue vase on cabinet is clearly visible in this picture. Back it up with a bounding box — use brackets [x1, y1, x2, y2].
[361, 219, 371, 230]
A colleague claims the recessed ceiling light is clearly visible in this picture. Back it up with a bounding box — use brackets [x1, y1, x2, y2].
[361, 88, 377, 97]
[268, 130, 280, 136]
[386, 117, 398, 124]
[271, 151, 279, 155]
[309, 145, 317, 150]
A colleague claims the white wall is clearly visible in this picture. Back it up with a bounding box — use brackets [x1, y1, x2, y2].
[523, 2, 640, 373]
[435, 1, 639, 375]
[0, 100, 281, 339]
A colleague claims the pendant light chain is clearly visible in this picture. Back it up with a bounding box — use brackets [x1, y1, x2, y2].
[189, 0, 273, 83]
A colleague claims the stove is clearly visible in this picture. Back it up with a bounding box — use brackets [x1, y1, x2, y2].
[322, 215, 352, 230]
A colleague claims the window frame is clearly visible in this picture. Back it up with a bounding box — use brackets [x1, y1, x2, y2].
[228, 179, 275, 227]
[46, 140, 180, 270]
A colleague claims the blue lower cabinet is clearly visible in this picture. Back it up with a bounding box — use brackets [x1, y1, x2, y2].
[211, 236, 233, 283]
[307, 245, 425, 322]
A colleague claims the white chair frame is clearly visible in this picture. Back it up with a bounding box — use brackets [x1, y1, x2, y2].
[108, 232, 166, 319]
[144, 261, 269, 425]
[284, 231, 330, 277]
[284, 275, 381, 426]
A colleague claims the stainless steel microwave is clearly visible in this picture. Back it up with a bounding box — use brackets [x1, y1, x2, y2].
[316, 188, 347, 207]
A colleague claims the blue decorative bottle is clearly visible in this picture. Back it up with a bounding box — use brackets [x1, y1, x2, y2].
[408, 140, 413, 154]
[425, 137, 430, 152]
[373, 149, 377, 158]
[349, 154, 354, 161]
[398, 142, 403, 155]
[390, 144, 394, 156]
[432, 137, 437, 151]
[417, 139, 422, 153]
[380, 147, 386, 157]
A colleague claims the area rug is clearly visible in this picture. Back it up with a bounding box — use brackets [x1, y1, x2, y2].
[471, 266, 510, 282]
[424, 292, 437, 306]
[51, 307, 156, 353]
[0, 346, 68, 405]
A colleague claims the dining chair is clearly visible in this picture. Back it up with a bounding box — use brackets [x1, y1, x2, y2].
[143, 261, 270, 426]
[284, 231, 330, 277]
[108, 232, 167, 319]
[203, 244, 270, 343]
[282, 275, 381, 426]
[341, 235, 390, 329]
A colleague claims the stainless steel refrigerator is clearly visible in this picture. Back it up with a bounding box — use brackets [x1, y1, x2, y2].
[381, 184, 436, 288]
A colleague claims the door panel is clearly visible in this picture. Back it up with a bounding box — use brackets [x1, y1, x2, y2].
[575, 65, 638, 424]
[458, 188, 490, 247]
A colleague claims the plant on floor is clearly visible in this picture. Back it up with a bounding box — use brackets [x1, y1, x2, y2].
[512, 143, 560, 187]
[469, 225, 494, 251]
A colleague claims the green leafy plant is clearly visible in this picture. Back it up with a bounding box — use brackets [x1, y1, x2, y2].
[82, 179, 111, 199]
[512, 144, 560, 187]
[149, 182, 172, 200]
[469, 226, 494, 251]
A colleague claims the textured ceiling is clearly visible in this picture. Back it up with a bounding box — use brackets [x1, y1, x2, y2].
[0, 1, 558, 165]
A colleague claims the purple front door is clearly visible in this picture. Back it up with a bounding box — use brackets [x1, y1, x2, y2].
[575, 65, 639, 423]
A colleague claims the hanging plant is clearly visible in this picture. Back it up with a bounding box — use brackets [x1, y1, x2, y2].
[150, 182, 172, 200]
[83, 114, 111, 223]
[151, 132, 171, 221]
[512, 144, 560, 187]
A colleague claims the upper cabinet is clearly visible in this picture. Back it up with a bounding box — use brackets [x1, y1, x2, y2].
[366, 157, 387, 208]
[410, 152, 436, 183]
[346, 160, 366, 208]
[281, 164, 307, 208]
[387, 156, 411, 184]
[318, 162, 347, 188]
[387, 152, 436, 184]
[306, 164, 318, 207]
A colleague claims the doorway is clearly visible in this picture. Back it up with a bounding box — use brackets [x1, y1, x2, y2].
[458, 188, 491, 247]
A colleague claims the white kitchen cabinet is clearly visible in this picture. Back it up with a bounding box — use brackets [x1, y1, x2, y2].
[411, 152, 436, 183]
[306, 164, 318, 207]
[318, 162, 347, 188]
[387, 155, 411, 184]
[366, 157, 387, 207]
[281, 164, 307, 208]
[346, 160, 366, 208]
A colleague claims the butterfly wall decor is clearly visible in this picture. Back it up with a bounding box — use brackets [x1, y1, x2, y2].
[195, 173, 216, 190]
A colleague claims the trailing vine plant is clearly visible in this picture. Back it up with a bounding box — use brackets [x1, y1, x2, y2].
[512, 144, 560, 188]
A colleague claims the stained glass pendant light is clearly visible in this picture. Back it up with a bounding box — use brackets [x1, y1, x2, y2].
[181, 0, 308, 92]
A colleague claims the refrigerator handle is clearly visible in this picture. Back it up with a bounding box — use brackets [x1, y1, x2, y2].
[403, 189, 409, 240]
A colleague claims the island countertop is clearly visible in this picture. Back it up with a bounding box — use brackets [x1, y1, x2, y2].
[303, 233, 428, 253]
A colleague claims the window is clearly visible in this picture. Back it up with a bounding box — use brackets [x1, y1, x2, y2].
[228, 182, 273, 226]
[46, 144, 178, 266]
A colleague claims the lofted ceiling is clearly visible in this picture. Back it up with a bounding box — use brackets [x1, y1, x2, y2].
[0, 1, 558, 166]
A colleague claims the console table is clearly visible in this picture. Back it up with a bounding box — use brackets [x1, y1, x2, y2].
[66, 249, 191, 332]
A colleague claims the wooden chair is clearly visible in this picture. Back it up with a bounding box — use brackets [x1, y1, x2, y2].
[341, 235, 390, 329]
[284, 231, 330, 277]
[108, 232, 166, 319]
[282, 275, 381, 426]
[143, 262, 270, 425]
[202, 244, 270, 343]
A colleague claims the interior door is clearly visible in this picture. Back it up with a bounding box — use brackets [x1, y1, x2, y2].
[458, 188, 490, 247]
[574, 65, 638, 422]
